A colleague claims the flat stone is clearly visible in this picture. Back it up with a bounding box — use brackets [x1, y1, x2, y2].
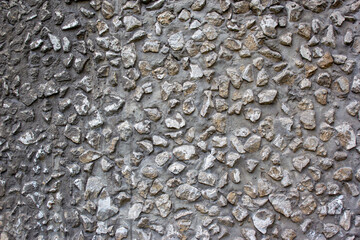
[303, 0, 327, 13]
[165, 113, 186, 129]
[157, 11, 175, 25]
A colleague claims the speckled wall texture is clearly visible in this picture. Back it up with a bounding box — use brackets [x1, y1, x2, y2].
[0, 0, 360, 239]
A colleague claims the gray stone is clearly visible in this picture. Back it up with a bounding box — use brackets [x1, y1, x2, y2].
[258, 90, 277, 104]
[168, 32, 185, 51]
[252, 209, 275, 234]
[123, 16, 142, 31]
[173, 145, 196, 161]
[269, 193, 292, 217]
[175, 184, 201, 202]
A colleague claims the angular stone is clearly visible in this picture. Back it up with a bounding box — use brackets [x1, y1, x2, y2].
[268, 166, 283, 181]
[123, 16, 142, 31]
[155, 152, 172, 166]
[191, 0, 206, 11]
[292, 156, 310, 172]
[321, 25, 336, 48]
[286, 2, 303, 21]
[205, 12, 224, 26]
[252, 209, 275, 234]
[155, 194, 172, 218]
[260, 15, 278, 38]
[317, 52, 333, 69]
[175, 184, 201, 202]
[64, 125, 81, 144]
[121, 43, 136, 68]
[300, 45, 312, 61]
[173, 145, 196, 161]
[303, 0, 327, 13]
[300, 110, 316, 130]
[258, 90, 277, 104]
[333, 167, 353, 182]
[335, 122, 356, 150]
[168, 32, 185, 51]
[97, 190, 119, 221]
[232, 205, 248, 222]
[157, 11, 175, 25]
[333, 76, 350, 97]
[168, 162, 186, 175]
[298, 23, 311, 39]
[269, 193, 292, 217]
[198, 172, 216, 186]
[80, 150, 102, 163]
[323, 223, 339, 238]
[142, 40, 160, 53]
[165, 113, 186, 129]
[244, 135, 261, 153]
[299, 195, 317, 215]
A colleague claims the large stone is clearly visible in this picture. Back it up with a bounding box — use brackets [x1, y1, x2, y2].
[258, 90, 277, 104]
[300, 110, 316, 130]
[198, 172, 216, 186]
[121, 43, 136, 68]
[165, 113, 186, 129]
[155, 194, 172, 218]
[269, 193, 292, 217]
[168, 32, 185, 51]
[335, 123, 356, 150]
[173, 145, 196, 160]
[97, 190, 119, 221]
[333, 167, 353, 181]
[260, 15, 278, 38]
[244, 135, 261, 153]
[232, 205, 248, 222]
[252, 209, 275, 234]
[292, 156, 310, 172]
[323, 223, 339, 238]
[123, 16, 142, 31]
[303, 0, 327, 13]
[299, 195, 317, 215]
[175, 184, 201, 202]
[79, 150, 102, 163]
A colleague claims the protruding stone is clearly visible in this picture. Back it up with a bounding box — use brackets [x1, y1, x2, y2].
[123, 16, 142, 31]
[168, 32, 185, 51]
[252, 209, 275, 234]
[333, 167, 353, 182]
[173, 145, 196, 161]
[335, 122, 356, 150]
[269, 193, 292, 217]
[175, 184, 201, 202]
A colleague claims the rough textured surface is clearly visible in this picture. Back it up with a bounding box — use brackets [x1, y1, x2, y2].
[0, 0, 360, 239]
